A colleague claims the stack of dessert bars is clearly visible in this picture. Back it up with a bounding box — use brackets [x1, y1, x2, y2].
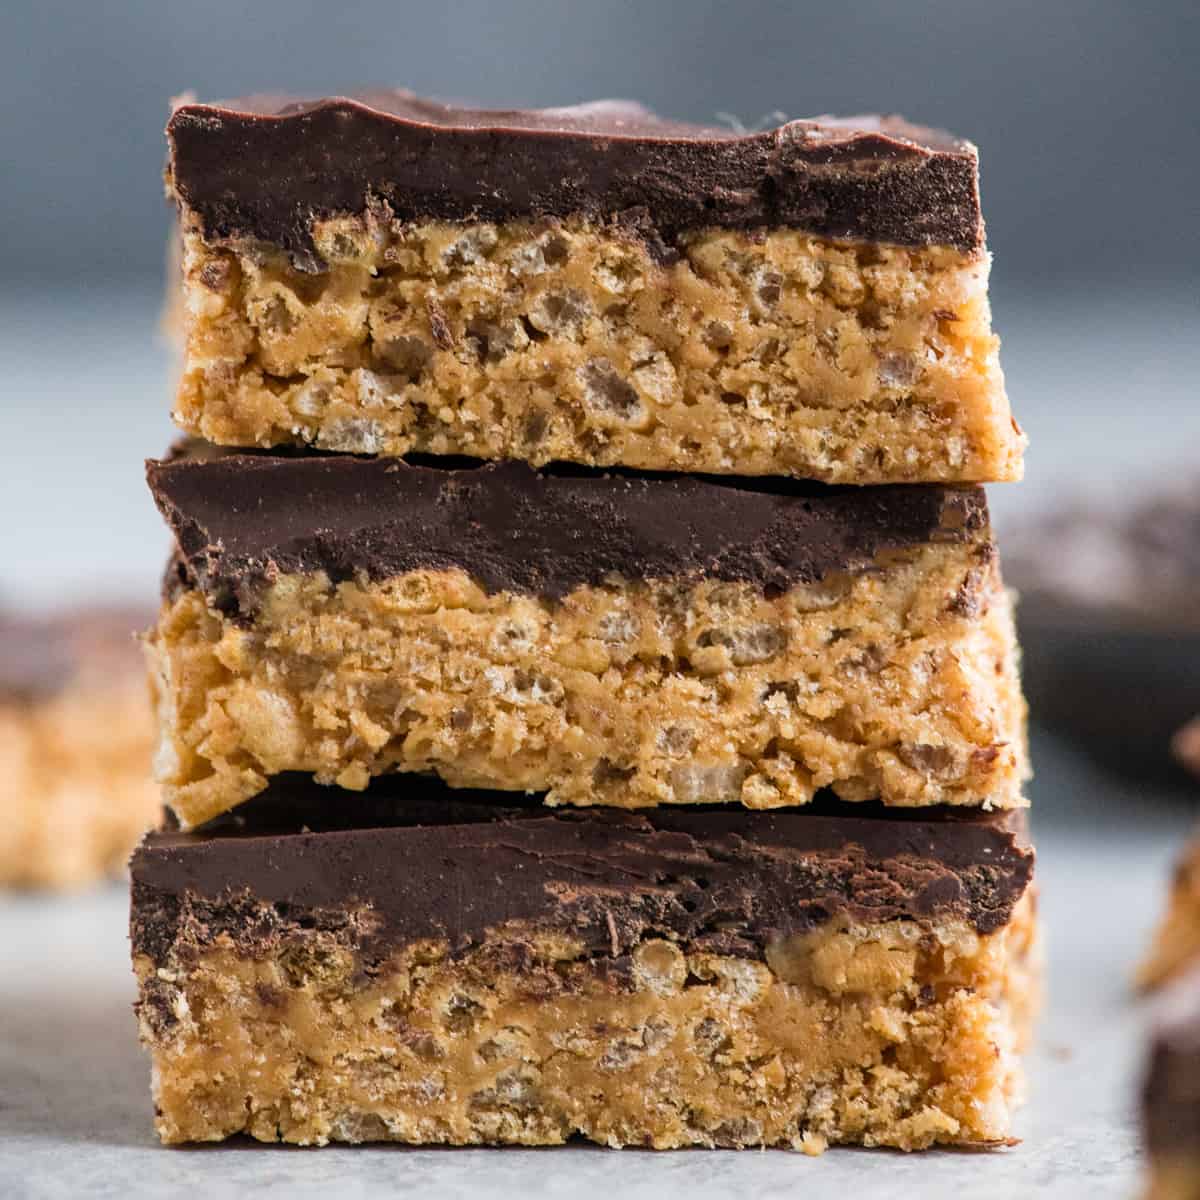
[131, 91, 1036, 1153]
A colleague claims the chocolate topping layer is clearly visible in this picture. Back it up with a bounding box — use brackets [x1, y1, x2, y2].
[1144, 970, 1200, 1155]
[147, 447, 990, 616]
[131, 778, 1032, 969]
[166, 91, 984, 268]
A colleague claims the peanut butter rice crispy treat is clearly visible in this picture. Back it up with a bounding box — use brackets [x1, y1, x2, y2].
[166, 92, 1022, 484]
[0, 608, 158, 888]
[145, 447, 1027, 828]
[131, 783, 1037, 1149]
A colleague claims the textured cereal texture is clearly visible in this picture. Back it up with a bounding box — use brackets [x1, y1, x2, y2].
[173, 216, 1023, 484]
[147, 542, 1027, 828]
[1139, 833, 1200, 991]
[0, 678, 158, 888]
[134, 894, 1038, 1150]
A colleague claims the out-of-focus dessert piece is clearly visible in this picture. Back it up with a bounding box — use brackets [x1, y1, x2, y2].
[1139, 720, 1200, 992]
[1004, 484, 1200, 634]
[1142, 967, 1200, 1199]
[0, 608, 158, 888]
[1140, 832, 1200, 993]
[1174, 719, 1200, 780]
[165, 91, 1022, 485]
[1003, 484, 1200, 783]
[131, 781, 1038, 1150]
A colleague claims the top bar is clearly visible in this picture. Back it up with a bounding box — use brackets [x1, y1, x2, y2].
[166, 91, 1021, 484]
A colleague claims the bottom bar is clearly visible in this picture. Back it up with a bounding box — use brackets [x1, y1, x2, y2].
[131, 781, 1037, 1151]
[1143, 968, 1200, 1199]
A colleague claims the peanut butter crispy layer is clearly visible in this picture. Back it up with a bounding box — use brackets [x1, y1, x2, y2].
[148, 444, 990, 617]
[167, 92, 984, 271]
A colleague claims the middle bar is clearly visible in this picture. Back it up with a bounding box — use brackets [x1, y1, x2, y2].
[147, 446, 1026, 828]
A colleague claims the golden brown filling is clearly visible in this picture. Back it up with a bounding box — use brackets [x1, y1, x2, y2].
[148, 544, 1027, 828]
[135, 895, 1037, 1149]
[174, 216, 1021, 483]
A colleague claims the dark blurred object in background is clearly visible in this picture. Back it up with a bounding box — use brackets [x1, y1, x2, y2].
[1007, 486, 1200, 790]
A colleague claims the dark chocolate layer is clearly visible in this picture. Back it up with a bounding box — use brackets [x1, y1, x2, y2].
[167, 91, 984, 268]
[147, 446, 990, 617]
[131, 777, 1033, 970]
